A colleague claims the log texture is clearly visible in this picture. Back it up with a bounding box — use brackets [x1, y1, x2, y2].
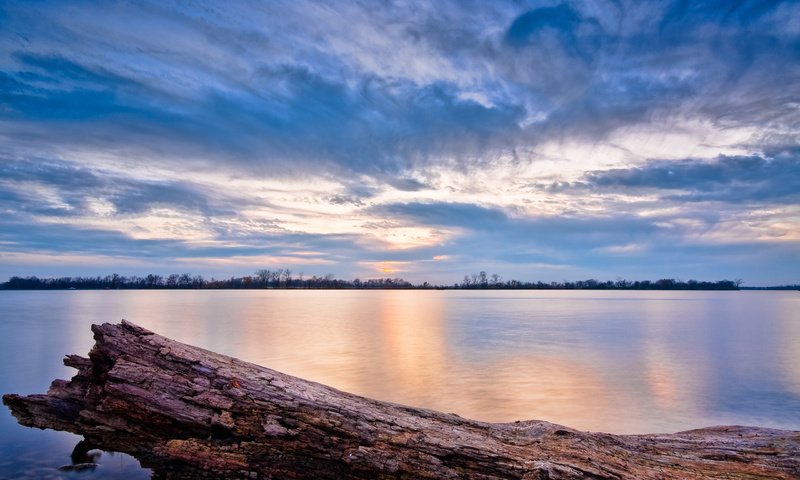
[4, 320, 799, 479]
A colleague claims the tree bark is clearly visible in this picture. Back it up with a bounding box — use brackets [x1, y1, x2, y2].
[4, 320, 799, 479]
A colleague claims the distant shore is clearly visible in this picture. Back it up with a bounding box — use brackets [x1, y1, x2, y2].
[4, 273, 791, 291]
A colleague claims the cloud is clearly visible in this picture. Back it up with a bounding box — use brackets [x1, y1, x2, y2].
[505, 3, 604, 64]
[366, 196, 800, 284]
[373, 202, 507, 229]
[386, 177, 430, 192]
[0, 155, 235, 217]
[2, 1, 795, 177]
[2, 52, 168, 120]
[373, 200, 669, 251]
[507, 4, 584, 44]
[0, 1, 798, 284]
[0, 206, 374, 265]
[568, 152, 800, 204]
[1, 43, 525, 177]
[327, 194, 364, 207]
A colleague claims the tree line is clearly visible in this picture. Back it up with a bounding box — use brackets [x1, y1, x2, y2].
[458, 271, 743, 290]
[0, 270, 413, 290]
[0, 269, 749, 290]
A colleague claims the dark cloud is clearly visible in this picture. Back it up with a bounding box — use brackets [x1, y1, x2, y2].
[372, 202, 507, 229]
[386, 177, 429, 192]
[373, 201, 667, 248]
[0, 1, 794, 177]
[1, 51, 525, 176]
[327, 194, 364, 206]
[573, 153, 800, 204]
[505, 4, 604, 62]
[659, 0, 781, 29]
[0, 218, 187, 258]
[507, 5, 584, 44]
[1, 52, 167, 120]
[0, 211, 366, 262]
[14, 52, 136, 87]
[0, 156, 234, 216]
[494, 0, 798, 146]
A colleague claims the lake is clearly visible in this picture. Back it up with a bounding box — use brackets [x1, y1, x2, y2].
[1, 289, 799, 478]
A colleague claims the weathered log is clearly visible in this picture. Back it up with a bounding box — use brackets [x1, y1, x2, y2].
[3, 320, 799, 479]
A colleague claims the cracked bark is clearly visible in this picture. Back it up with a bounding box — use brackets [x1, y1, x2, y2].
[4, 321, 799, 479]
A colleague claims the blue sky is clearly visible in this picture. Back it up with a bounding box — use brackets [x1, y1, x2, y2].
[1, 0, 798, 285]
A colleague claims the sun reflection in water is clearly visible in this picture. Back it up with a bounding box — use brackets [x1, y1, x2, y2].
[40, 289, 800, 435]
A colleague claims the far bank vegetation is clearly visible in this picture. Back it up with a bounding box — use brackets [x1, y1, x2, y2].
[1, 269, 747, 291]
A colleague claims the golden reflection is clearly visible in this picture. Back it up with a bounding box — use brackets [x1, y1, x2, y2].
[447, 355, 613, 428]
[151, 290, 670, 433]
[26, 290, 800, 436]
[219, 291, 384, 396]
[376, 291, 448, 400]
[642, 342, 680, 409]
[368, 292, 619, 431]
[639, 297, 703, 416]
[114, 291, 205, 343]
[207, 289, 617, 432]
[639, 299, 683, 411]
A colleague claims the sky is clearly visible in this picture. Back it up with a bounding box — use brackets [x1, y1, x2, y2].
[0, 0, 798, 286]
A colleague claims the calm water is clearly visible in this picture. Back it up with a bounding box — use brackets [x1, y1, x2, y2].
[1, 290, 799, 478]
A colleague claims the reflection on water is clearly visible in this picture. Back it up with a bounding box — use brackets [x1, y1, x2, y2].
[1, 290, 799, 477]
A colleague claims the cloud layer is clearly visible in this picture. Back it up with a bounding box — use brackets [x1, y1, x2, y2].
[0, 0, 798, 284]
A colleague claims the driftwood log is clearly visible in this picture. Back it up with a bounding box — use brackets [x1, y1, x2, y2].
[4, 320, 799, 479]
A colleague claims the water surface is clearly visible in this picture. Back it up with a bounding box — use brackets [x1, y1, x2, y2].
[1, 290, 798, 478]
